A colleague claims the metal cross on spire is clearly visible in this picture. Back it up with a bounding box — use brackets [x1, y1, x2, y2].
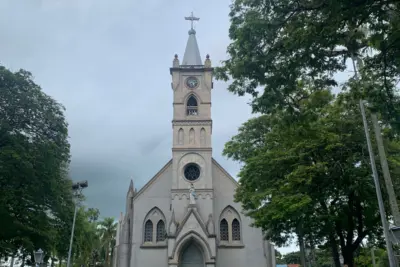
[185, 12, 200, 30]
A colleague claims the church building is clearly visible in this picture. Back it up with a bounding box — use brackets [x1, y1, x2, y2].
[113, 14, 276, 267]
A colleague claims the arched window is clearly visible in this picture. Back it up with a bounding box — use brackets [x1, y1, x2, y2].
[220, 219, 229, 241]
[187, 95, 198, 116]
[144, 220, 153, 242]
[219, 206, 242, 244]
[156, 220, 166, 242]
[142, 207, 167, 245]
[232, 219, 241, 241]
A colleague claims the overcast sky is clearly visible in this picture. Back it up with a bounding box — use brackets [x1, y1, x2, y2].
[1, 0, 354, 254]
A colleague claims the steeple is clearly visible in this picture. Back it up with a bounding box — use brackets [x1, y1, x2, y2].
[182, 12, 202, 66]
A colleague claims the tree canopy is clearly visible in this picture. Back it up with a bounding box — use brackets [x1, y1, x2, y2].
[216, 1, 400, 266]
[0, 65, 73, 257]
[216, 0, 400, 129]
[0, 65, 117, 267]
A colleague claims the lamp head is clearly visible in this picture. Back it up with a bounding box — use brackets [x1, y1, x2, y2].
[389, 226, 400, 244]
[34, 248, 44, 264]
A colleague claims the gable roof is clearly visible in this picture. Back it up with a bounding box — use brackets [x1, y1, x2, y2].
[211, 157, 239, 187]
[131, 159, 172, 202]
[130, 158, 237, 202]
[175, 207, 208, 237]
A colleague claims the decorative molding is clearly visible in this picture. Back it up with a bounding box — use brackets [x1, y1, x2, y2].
[140, 243, 168, 249]
[172, 147, 212, 152]
[171, 188, 213, 193]
[172, 120, 212, 126]
[218, 243, 245, 249]
[171, 189, 214, 200]
[173, 102, 211, 105]
[170, 67, 214, 74]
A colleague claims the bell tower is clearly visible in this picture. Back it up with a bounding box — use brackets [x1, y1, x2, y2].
[170, 13, 213, 194]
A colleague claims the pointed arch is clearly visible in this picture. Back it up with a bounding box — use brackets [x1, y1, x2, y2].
[189, 128, 195, 144]
[186, 94, 198, 115]
[200, 128, 206, 146]
[232, 218, 241, 241]
[142, 207, 166, 244]
[172, 230, 215, 263]
[179, 242, 204, 266]
[219, 219, 228, 241]
[178, 128, 184, 145]
[156, 220, 166, 241]
[144, 220, 153, 242]
[219, 205, 242, 243]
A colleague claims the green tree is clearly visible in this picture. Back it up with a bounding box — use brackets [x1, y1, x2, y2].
[72, 207, 102, 267]
[98, 217, 117, 267]
[215, 0, 400, 130]
[283, 251, 301, 264]
[0, 65, 74, 258]
[223, 87, 400, 267]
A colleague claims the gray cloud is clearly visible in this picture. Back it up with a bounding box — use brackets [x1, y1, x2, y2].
[1, 0, 301, 252]
[0, 0, 250, 215]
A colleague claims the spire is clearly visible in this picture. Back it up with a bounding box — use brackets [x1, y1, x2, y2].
[182, 12, 202, 66]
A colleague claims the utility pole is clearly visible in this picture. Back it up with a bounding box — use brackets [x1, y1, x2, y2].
[371, 113, 400, 226]
[360, 100, 397, 267]
[371, 248, 377, 267]
[351, 54, 398, 267]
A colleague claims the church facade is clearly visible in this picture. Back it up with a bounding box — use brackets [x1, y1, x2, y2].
[113, 15, 276, 267]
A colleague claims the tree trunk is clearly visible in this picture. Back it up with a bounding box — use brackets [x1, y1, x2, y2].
[10, 255, 15, 267]
[105, 245, 109, 267]
[342, 246, 354, 267]
[328, 232, 341, 267]
[298, 232, 307, 267]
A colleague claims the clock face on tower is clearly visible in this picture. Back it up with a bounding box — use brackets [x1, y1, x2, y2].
[185, 76, 199, 89]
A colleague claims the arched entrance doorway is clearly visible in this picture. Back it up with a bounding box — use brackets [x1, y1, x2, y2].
[179, 242, 205, 267]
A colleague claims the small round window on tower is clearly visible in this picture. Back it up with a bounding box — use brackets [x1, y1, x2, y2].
[184, 164, 201, 181]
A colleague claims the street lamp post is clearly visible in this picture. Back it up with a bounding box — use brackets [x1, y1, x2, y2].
[33, 249, 44, 267]
[66, 181, 88, 267]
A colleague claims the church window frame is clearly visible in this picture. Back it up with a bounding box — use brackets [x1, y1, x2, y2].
[219, 219, 229, 241]
[141, 207, 167, 247]
[218, 206, 243, 247]
[183, 163, 201, 182]
[186, 94, 199, 116]
[144, 220, 153, 242]
[156, 220, 166, 242]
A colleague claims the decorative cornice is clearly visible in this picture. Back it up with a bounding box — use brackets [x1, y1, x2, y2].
[140, 243, 168, 249]
[173, 102, 211, 105]
[218, 243, 245, 249]
[172, 120, 212, 126]
[172, 147, 212, 152]
[171, 188, 213, 194]
[170, 67, 214, 74]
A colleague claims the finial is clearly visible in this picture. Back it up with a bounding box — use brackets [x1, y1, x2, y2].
[205, 54, 211, 67]
[185, 12, 200, 31]
[173, 54, 180, 67]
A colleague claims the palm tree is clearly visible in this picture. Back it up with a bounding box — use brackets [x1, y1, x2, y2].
[98, 218, 117, 267]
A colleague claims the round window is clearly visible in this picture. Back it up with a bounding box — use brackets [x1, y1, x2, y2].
[184, 164, 201, 181]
